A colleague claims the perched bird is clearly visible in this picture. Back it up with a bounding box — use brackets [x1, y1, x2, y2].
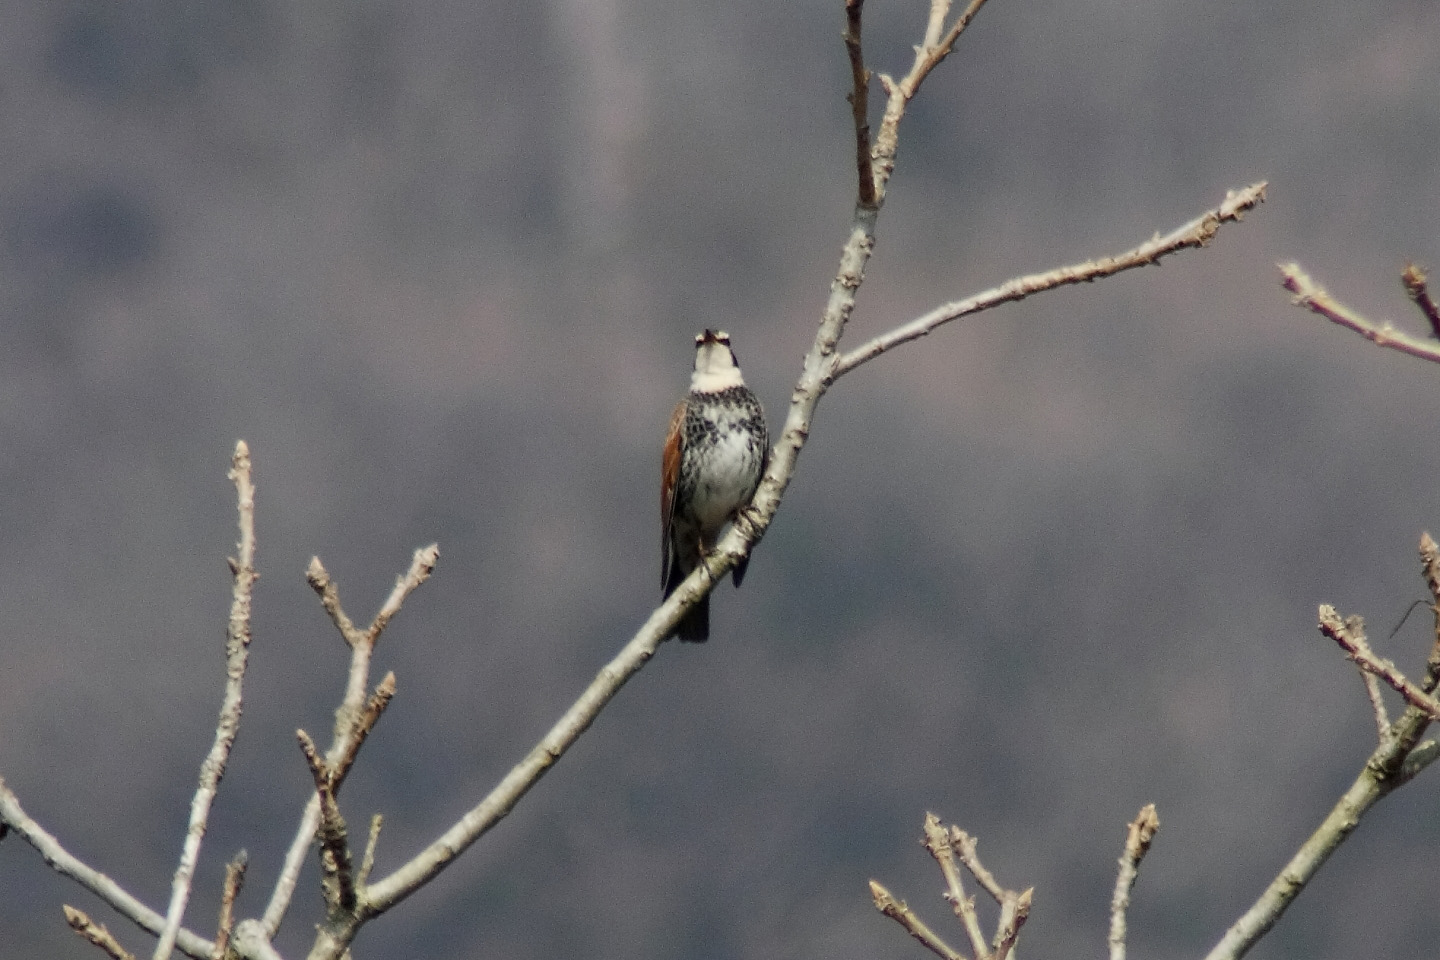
[662, 330, 769, 642]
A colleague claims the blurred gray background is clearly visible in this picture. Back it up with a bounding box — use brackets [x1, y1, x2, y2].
[2, 0, 1439, 957]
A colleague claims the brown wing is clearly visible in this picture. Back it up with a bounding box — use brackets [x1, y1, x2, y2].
[660, 398, 687, 589]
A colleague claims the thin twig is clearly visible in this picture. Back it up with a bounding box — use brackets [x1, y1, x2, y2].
[1280, 262, 1440, 364]
[66, 905, 139, 960]
[1318, 606, 1440, 723]
[358, 814, 384, 888]
[1419, 533, 1440, 686]
[306, 557, 366, 649]
[262, 546, 436, 937]
[298, 730, 356, 913]
[1360, 672, 1391, 740]
[836, 183, 1268, 377]
[212, 851, 247, 960]
[367, 545, 440, 643]
[1205, 581, 1440, 960]
[992, 888, 1031, 960]
[332, 672, 397, 789]
[923, 814, 989, 960]
[949, 826, 1006, 904]
[870, 879, 969, 960]
[153, 440, 258, 960]
[870, 0, 990, 200]
[0, 780, 215, 958]
[843, 0, 875, 208]
[1401, 263, 1440, 339]
[1108, 804, 1159, 960]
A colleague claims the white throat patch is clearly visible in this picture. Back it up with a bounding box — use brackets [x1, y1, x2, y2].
[691, 344, 745, 392]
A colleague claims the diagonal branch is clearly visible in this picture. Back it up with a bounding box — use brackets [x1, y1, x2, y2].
[949, 826, 1006, 904]
[1319, 606, 1440, 723]
[1280, 262, 1440, 364]
[0, 779, 215, 959]
[836, 182, 1268, 378]
[66, 905, 138, 960]
[154, 440, 258, 960]
[870, 879, 969, 960]
[1203, 540, 1440, 960]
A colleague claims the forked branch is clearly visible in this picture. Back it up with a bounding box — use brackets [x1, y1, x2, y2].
[1281, 261, 1440, 364]
[1202, 534, 1440, 960]
[872, 814, 1031, 960]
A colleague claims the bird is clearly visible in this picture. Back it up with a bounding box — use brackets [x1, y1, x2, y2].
[662, 329, 769, 642]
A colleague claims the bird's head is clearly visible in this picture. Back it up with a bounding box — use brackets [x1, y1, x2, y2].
[690, 329, 746, 392]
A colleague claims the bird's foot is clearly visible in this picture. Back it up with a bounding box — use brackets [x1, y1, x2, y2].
[734, 504, 765, 540]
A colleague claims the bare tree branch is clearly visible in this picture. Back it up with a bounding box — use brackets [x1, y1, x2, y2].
[1202, 536, 1440, 960]
[869, 879, 968, 960]
[0, 749, 211, 956]
[843, 0, 875, 208]
[1401, 263, 1440, 339]
[1360, 671, 1392, 740]
[357, 815, 383, 889]
[1319, 607, 1440, 723]
[66, 905, 139, 960]
[261, 547, 436, 937]
[332, 672, 397, 790]
[2, 1, 1269, 955]
[297, 731, 356, 914]
[1280, 262, 1440, 364]
[1420, 532, 1440, 684]
[212, 851, 247, 960]
[875, 815, 1030, 960]
[923, 813, 989, 960]
[991, 887, 1030, 960]
[1108, 804, 1159, 960]
[948, 826, 1005, 904]
[835, 183, 1268, 378]
[155, 441, 258, 960]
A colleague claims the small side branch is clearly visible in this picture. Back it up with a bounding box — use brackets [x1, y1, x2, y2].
[843, 0, 875, 208]
[948, 827, 1006, 904]
[0, 780, 215, 958]
[1108, 804, 1160, 960]
[1318, 606, 1440, 723]
[836, 183, 1267, 378]
[1401, 263, 1440, 339]
[871, 0, 991, 200]
[297, 730, 357, 913]
[869, 879, 968, 960]
[874, 816, 1030, 960]
[66, 905, 138, 960]
[1280, 262, 1440, 365]
[331, 672, 397, 790]
[367, 545, 440, 644]
[212, 851, 247, 960]
[1418, 532, 1440, 687]
[923, 813, 989, 960]
[357, 814, 384, 888]
[1204, 540, 1440, 960]
[262, 547, 435, 937]
[1360, 671, 1392, 740]
[154, 440, 258, 960]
